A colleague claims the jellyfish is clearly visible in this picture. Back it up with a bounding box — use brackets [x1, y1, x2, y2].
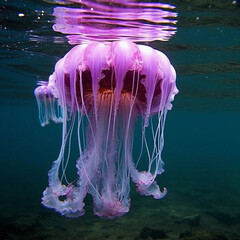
[34, 41, 178, 218]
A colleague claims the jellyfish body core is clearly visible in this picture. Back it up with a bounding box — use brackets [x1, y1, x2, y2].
[35, 41, 178, 218]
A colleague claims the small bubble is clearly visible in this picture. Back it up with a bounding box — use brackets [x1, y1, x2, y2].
[196, 17, 199, 21]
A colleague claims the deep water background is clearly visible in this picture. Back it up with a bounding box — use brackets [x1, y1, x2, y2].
[0, 0, 240, 240]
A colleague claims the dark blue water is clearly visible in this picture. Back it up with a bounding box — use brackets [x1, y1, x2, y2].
[1, 1, 240, 240]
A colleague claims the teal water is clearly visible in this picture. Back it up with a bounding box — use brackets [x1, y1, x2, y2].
[1, 0, 240, 240]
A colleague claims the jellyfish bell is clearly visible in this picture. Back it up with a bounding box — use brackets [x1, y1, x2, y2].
[34, 40, 178, 218]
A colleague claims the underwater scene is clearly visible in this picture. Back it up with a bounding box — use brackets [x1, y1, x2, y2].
[0, 0, 240, 239]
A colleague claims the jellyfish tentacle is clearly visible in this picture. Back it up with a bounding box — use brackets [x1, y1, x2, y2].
[78, 69, 97, 148]
[75, 71, 102, 198]
[135, 118, 145, 168]
[122, 67, 140, 200]
[60, 112, 76, 184]
[74, 71, 84, 156]
[42, 111, 85, 217]
[129, 45, 178, 200]
[104, 77, 115, 171]
[41, 53, 88, 217]
[156, 108, 167, 175]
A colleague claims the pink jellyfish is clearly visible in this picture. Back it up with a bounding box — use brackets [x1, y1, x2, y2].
[34, 41, 178, 218]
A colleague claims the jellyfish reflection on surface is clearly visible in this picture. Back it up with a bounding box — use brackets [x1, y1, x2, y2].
[34, 41, 178, 218]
